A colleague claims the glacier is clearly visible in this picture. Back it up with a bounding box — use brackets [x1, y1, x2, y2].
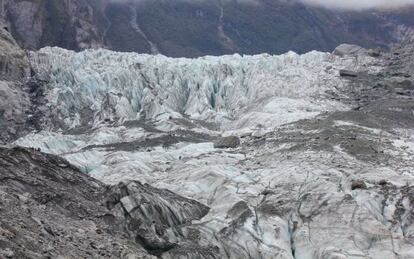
[13, 46, 414, 258]
[28, 47, 378, 132]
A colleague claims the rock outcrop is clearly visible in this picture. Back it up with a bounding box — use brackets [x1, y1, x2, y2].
[0, 147, 149, 258]
[0, 146, 211, 258]
[0, 23, 29, 81]
[333, 44, 368, 57]
[1, 1, 414, 56]
[0, 21, 31, 144]
[339, 69, 358, 77]
[1, 0, 103, 51]
[214, 136, 241, 149]
[105, 181, 210, 255]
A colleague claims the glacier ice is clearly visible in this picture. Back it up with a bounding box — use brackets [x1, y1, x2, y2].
[14, 47, 414, 258]
[29, 47, 383, 132]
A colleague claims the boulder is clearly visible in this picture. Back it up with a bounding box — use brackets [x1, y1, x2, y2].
[333, 44, 366, 57]
[105, 181, 209, 253]
[351, 180, 367, 190]
[339, 70, 358, 78]
[214, 136, 241, 148]
[367, 48, 381, 57]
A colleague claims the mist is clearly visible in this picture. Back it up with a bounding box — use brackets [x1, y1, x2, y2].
[107, 0, 414, 10]
[298, 0, 414, 10]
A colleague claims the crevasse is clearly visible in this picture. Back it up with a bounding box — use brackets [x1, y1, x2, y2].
[30, 47, 368, 131]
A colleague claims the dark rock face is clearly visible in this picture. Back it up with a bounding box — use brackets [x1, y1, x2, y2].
[0, 21, 31, 144]
[214, 136, 241, 148]
[351, 180, 367, 190]
[0, 147, 150, 258]
[339, 70, 358, 77]
[2, 0, 103, 51]
[0, 147, 210, 258]
[388, 33, 414, 76]
[0, 25, 30, 81]
[1, 1, 414, 57]
[105, 181, 209, 255]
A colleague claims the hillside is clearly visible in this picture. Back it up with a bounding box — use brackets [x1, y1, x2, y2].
[1, 0, 414, 57]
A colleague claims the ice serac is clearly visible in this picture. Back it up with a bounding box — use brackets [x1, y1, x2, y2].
[14, 42, 414, 259]
[29, 46, 381, 133]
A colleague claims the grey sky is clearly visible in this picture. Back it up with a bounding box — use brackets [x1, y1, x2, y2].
[108, 0, 414, 10]
[298, 0, 414, 10]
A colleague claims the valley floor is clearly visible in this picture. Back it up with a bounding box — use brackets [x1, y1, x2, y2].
[4, 41, 414, 258]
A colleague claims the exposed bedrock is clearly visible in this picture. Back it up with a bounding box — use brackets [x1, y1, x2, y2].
[0, 147, 211, 258]
[0, 21, 31, 144]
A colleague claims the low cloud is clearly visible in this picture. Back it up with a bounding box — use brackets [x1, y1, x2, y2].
[107, 0, 257, 3]
[298, 0, 414, 10]
[107, 0, 414, 10]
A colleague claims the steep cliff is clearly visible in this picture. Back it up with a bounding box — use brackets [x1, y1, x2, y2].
[1, 0, 414, 57]
[0, 20, 31, 144]
[1, 0, 103, 51]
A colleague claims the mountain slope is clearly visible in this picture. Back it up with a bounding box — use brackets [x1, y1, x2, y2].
[0, 20, 31, 144]
[1, 0, 104, 50]
[0, 146, 214, 258]
[1, 0, 414, 57]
